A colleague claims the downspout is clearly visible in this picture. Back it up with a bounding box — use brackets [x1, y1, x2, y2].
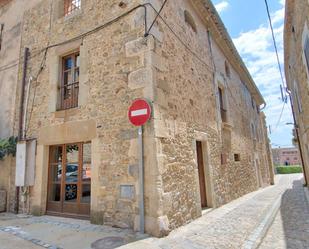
[16, 47, 29, 214]
[287, 90, 307, 186]
[19, 47, 29, 141]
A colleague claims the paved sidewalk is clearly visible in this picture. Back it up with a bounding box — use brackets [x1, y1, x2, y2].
[259, 175, 309, 249]
[0, 213, 147, 249]
[120, 174, 305, 249]
[0, 174, 306, 249]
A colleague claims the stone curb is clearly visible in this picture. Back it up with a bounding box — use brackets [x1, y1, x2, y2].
[304, 186, 309, 207]
[241, 193, 282, 249]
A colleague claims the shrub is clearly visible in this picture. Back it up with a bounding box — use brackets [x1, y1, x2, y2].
[276, 166, 303, 174]
[0, 136, 17, 160]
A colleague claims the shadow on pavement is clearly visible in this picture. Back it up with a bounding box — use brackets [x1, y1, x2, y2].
[280, 178, 309, 249]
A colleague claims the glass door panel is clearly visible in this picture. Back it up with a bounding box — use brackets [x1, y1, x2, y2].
[47, 143, 90, 217]
[49, 184, 61, 202]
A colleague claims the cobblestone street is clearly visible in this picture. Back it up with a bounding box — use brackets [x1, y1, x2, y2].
[120, 174, 308, 249]
[0, 174, 308, 249]
[259, 175, 309, 249]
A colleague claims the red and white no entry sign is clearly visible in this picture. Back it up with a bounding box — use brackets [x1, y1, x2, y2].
[128, 99, 151, 126]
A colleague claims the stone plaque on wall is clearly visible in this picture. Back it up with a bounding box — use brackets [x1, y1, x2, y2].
[120, 185, 135, 199]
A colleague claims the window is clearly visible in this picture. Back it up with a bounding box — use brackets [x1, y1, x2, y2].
[221, 153, 227, 165]
[0, 24, 4, 51]
[218, 87, 227, 122]
[251, 123, 256, 139]
[304, 37, 309, 72]
[184, 10, 197, 33]
[60, 51, 80, 110]
[225, 61, 230, 78]
[234, 153, 240, 162]
[251, 97, 255, 109]
[64, 0, 81, 16]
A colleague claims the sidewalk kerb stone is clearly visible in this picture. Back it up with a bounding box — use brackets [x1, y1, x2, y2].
[241, 193, 282, 249]
[304, 186, 309, 207]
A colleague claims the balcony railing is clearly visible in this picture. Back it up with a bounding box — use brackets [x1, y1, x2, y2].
[60, 82, 79, 110]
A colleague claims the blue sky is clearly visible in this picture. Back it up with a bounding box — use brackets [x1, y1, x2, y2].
[213, 0, 294, 148]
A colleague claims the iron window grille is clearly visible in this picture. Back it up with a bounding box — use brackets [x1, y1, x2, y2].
[64, 0, 81, 16]
[60, 52, 80, 110]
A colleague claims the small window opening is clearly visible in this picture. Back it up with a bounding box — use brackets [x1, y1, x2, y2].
[234, 153, 240, 162]
[64, 0, 81, 16]
[251, 97, 255, 109]
[0, 24, 4, 51]
[221, 153, 227, 165]
[218, 87, 227, 122]
[184, 10, 197, 33]
[225, 61, 230, 78]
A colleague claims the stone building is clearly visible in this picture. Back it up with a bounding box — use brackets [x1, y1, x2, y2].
[272, 147, 302, 166]
[0, 0, 42, 212]
[0, 0, 273, 236]
[284, 0, 309, 185]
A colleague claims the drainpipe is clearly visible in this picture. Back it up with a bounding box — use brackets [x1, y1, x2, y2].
[287, 90, 307, 186]
[15, 47, 29, 214]
[19, 47, 29, 141]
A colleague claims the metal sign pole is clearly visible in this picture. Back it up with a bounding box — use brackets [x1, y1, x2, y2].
[138, 125, 145, 233]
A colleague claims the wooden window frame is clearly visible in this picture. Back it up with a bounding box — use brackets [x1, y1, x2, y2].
[59, 51, 80, 110]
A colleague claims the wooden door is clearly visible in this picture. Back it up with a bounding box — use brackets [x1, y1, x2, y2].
[47, 143, 91, 218]
[196, 141, 207, 208]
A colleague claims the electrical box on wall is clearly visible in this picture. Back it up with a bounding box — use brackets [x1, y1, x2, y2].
[15, 140, 36, 187]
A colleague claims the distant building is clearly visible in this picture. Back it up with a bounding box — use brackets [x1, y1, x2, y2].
[272, 147, 302, 166]
[284, 0, 309, 183]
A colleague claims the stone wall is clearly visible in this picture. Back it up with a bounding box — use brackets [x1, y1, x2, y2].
[284, 0, 309, 184]
[0, 0, 42, 213]
[145, 0, 273, 230]
[8, 0, 274, 237]
[14, 0, 164, 235]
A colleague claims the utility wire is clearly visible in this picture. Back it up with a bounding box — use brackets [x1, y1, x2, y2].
[145, 0, 168, 36]
[17, 2, 256, 137]
[264, 0, 287, 91]
[264, 0, 289, 134]
[273, 101, 286, 132]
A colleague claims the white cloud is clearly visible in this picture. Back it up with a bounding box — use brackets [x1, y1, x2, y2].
[232, 1, 293, 146]
[215, 1, 229, 13]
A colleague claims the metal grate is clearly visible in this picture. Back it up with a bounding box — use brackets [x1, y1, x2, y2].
[60, 52, 79, 110]
[64, 0, 81, 16]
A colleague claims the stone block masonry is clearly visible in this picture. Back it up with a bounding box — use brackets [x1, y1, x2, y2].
[0, 0, 274, 237]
